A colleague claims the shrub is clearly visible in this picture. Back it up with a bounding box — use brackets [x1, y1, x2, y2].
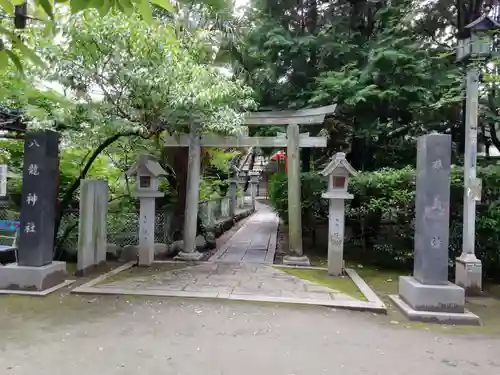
[268, 165, 500, 280]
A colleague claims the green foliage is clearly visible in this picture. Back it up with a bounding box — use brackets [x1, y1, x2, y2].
[0, 0, 176, 71]
[227, 0, 467, 170]
[198, 177, 227, 200]
[268, 166, 500, 280]
[207, 148, 239, 173]
[268, 171, 327, 235]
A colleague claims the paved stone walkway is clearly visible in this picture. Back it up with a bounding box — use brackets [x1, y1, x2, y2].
[73, 203, 385, 310]
[95, 263, 358, 303]
[210, 203, 278, 264]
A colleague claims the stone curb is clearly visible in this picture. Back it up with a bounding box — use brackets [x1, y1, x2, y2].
[71, 262, 136, 292]
[264, 215, 279, 264]
[389, 295, 481, 326]
[0, 279, 75, 296]
[345, 268, 386, 308]
[70, 284, 387, 312]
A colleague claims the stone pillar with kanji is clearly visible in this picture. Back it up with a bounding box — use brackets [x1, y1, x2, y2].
[0, 130, 67, 292]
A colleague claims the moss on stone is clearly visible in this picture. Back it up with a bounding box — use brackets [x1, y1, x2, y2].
[277, 267, 367, 301]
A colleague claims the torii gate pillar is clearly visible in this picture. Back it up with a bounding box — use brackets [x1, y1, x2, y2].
[283, 123, 308, 265]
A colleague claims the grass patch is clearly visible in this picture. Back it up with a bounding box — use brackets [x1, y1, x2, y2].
[278, 268, 367, 301]
[100, 262, 189, 284]
[304, 248, 500, 335]
[354, 263, 500, 335]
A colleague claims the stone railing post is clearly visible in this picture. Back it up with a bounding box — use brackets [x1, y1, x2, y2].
[228, 177, 238, 218]
[249, 171, 259, 211]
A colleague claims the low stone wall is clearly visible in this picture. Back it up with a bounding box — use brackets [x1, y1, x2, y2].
[109, 206, 255, 261]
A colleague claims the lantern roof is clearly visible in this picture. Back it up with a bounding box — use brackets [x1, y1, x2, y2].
[126, 154, 167, 177]
[320, 152, 357, 177]
[465, 15, 500, 31]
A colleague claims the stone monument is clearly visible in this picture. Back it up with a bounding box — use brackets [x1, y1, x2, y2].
[0, 130, 67, 291]
[126, 155, 166, 266]
[77, 179, 109, 275]
[320, 152, 357, 276]
[390, 134, 480, 325]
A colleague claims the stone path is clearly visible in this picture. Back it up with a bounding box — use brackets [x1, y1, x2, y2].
[72, 203, 385, 311]
[210, 203, 278, 263]
[94, 262, 358, 303]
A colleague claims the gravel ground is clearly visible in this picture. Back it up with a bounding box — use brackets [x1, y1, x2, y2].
[1, 296, 499, 375]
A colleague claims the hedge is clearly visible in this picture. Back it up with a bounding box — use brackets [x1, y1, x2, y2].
[268, 166, 500, 280]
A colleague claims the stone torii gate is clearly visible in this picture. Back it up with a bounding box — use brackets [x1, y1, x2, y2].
[164, 105, 336, 265]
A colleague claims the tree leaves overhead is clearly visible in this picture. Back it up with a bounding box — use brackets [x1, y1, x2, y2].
[0, 0, 177, 71]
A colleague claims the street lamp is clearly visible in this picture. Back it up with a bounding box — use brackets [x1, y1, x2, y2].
[455, 14, 500, 295]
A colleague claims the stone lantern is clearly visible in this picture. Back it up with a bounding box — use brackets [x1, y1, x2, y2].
[126, 154, 166, 266]
[457, 15, 500, 62]
[320, 152, 357, 276]
[455, 14, 500, 294]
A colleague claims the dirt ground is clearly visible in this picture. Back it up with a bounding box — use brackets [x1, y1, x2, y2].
[1, 290, 500, 375]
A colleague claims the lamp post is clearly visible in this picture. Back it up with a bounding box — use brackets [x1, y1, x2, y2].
[455, 15, 500, 294]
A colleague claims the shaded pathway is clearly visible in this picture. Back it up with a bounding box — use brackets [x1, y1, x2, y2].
[210, 202, 278, 264]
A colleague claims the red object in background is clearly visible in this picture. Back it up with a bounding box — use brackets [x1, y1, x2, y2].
[270, 150, 288, 172]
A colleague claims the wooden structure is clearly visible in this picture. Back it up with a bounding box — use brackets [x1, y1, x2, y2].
[164, 105, 336, 264]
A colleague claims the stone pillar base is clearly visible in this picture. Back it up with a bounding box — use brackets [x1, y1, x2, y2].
[455, 254, 482, 295]
[399, 276, 465, 313]
[328, 259, 345, 277]
[283, 255, 310, 267]
[0, 261, 66, 291]
[174, 251, 204, 261]
[138, 247, 154, 266]
[390, 276, 481, 325]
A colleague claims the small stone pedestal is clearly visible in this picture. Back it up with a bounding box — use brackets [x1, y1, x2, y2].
[0, 261, 66, 291]
[174, 251, 204, 261]
[283, 255, 311, 266]
[455, 253, 482, 295]
[390, 134, 479, 325]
